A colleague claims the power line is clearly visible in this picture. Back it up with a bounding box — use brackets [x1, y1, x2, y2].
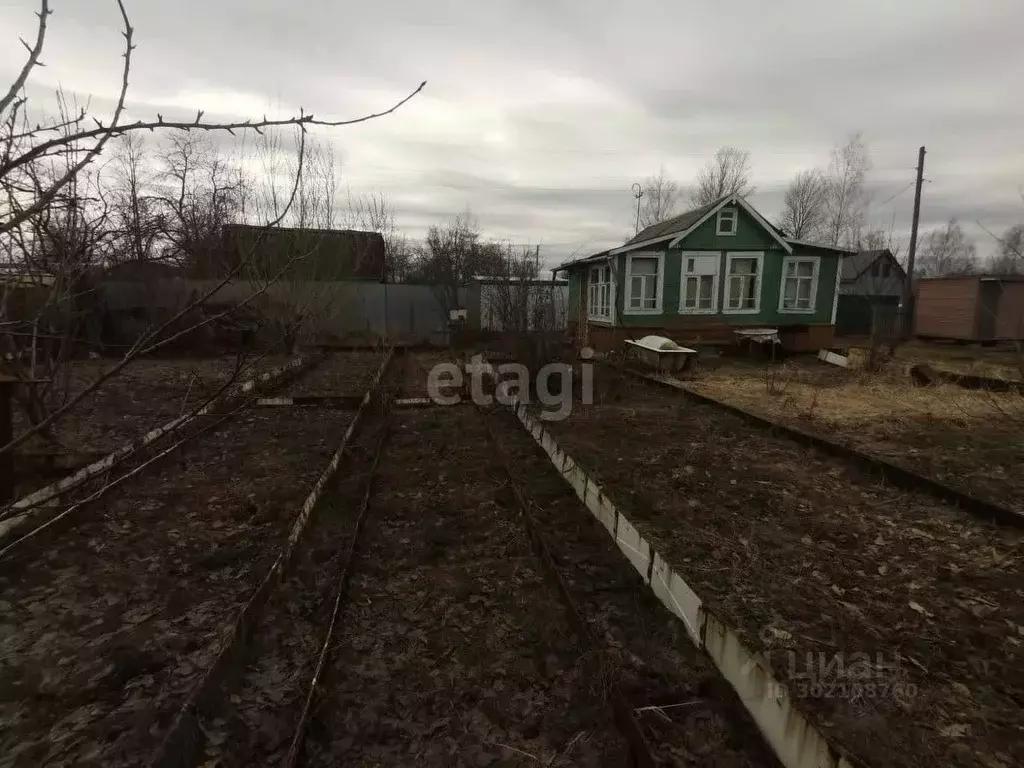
[878, 181, 915, 206]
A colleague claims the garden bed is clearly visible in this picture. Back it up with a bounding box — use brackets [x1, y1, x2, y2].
[11, 354, 297, 459]
[536, 365, 1024, 768]
[490, 405, 780, 767]
[689, 357, 1024, 514]
[306, 406, 626, 766]
[278, 350, 385, 397]
[0, 407, 351, 767]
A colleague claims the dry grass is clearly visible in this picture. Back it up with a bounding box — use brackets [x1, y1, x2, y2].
[687, 356, 1024, 511]
[692, 358, 1024, 434]
[885, 340, 1024, 381]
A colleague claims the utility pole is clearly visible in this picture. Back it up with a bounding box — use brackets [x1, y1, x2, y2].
[631, 182, 644, 235]
[901, 146, 926, 336]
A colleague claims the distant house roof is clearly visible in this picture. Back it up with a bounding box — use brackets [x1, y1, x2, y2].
[555, 249, 611, 272]
[469, 275, 568, 285]
[842, 249, 906, 282]
[101, 260, 183, 281]
[214, 223, 386, 281]
[919, 274, 1024, 283]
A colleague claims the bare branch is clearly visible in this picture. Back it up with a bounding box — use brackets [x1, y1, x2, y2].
[779, 169, 827, 240]
[0, 82, 427, 196]
[690, 147, 754, 206]
[637, 166, 679, 229]
[1, 0, 134, 236]
[823, 132, 870, 248]
[0, 0, 51, 118]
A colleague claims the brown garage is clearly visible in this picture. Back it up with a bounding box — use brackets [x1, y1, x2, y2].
[915, 275, 1024, 341]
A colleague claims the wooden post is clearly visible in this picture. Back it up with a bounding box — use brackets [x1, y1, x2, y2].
[901, 146, 926, 336]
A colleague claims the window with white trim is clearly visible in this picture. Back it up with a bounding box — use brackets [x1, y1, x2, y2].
[779, 257, 819, 313]
[625, 254, 663, 313]
[587, 265, 612, 320]
[716, 208, 737, 236]
[724, 253, 762, 312]
[679, 253, 719, 313]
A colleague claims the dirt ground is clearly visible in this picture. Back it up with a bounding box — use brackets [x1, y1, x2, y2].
[538, 365, 1024, 768]
[306, 405, 627, 767]
[11, 353, 299, 458]
[279, 350, 386, 397]
[489, 405, 779, 767]
[0, 406, 351, 768]
[688, 356, 1024, 514]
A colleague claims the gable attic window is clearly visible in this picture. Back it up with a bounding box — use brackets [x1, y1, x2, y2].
[587, 264, 612, 321]
[716, 207, 738, 236]
[625, 253, 664, 314]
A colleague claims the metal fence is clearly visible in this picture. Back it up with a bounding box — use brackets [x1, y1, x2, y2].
[100, 279, 460, 346]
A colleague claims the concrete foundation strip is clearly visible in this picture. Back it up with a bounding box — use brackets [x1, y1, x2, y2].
[476, 404, 657, 768]
[511, 401, 861, 768]
[612, 363, 1023, 528]
[148, 348, 396, 768]
[0, 354, 321, 546]
[255, 395, 462, 409]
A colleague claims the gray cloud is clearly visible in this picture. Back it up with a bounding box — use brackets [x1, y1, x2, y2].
[3, 0, 1023, 270]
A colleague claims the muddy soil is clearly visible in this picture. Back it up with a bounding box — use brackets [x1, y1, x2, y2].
[305, 406, 627, 767]
[537, 365, 1024, 768]
[12, 355, 299, 457]
[0, 407, 351, 768]
[489, 405, 780, 767]
[279, 350, 386, 397]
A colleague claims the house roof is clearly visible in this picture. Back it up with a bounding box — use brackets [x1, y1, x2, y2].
[620, 197, 728, 248]
[842, 249, 905, 282]
[469, 275, 568, 285]
[612, 194, 793, 255]
[554, 249, 611, 272]
[919, 274, 1024, 283]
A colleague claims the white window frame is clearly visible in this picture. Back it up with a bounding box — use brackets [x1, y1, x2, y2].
[623, 252, 665, 315]
[678, 251, 720, 315]
[587, 264, 614, 323]
[716, 208, 738, 236]
[723, 252, 763, 314]
[778, 256, 820, 314]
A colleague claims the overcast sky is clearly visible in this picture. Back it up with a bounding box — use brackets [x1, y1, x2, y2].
[2, 0, 1022, 268]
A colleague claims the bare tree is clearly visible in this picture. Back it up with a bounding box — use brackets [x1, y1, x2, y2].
[0, 0, 424, 455]
[155, 132, 246, 272]
[106, 132, 163, 264]
[823, 132, 870, 248]
[346, 190, 412, 282]
[916, 218, 978, 277]
[638, 166, 680, 229]
[690, 147, 755, 206]
[779, 169, 827, 240]
[245, 132, 345, 353]
[987, 224, 1023, 275]
[413, 210, 502, 319]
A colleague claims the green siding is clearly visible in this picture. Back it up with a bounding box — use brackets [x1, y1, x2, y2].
[568, 201, 844, 330]
[678, 202, 785, 252]
[567, 270, 581, 319]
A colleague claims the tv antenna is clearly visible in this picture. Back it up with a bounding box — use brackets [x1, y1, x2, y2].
[631, 182, 644, 235]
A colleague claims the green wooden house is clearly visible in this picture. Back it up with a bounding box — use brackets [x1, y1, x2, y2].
[557, 194, 854, 352]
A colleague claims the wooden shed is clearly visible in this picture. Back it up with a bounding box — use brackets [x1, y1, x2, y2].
[915, 275, 1024, 341]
